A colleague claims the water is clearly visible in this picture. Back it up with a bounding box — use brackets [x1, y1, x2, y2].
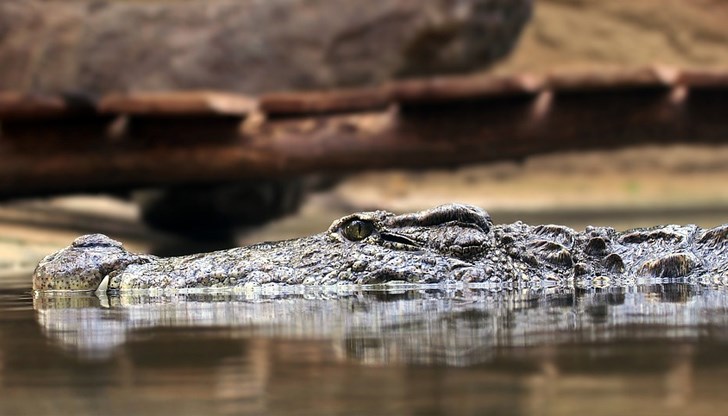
[3, 274, 728, 415]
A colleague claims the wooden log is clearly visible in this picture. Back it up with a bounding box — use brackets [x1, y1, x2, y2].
[2, 67, 728, 198]
[0, 93, 96, 120]
[2, 84, 728, 198]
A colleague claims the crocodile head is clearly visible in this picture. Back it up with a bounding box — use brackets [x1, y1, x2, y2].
[33, 204, 532, 291]
[34, 203, 728, 291]
[106, 203, 502, 290]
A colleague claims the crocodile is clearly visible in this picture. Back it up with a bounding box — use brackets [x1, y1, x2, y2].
[32, 203, 728, 292]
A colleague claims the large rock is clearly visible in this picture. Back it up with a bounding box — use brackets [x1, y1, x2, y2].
[0, 0, 532, 95]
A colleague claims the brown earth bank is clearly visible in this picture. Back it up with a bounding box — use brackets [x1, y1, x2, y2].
[495, 0, 728, 73]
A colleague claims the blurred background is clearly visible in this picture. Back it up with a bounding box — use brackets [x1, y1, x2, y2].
[1, 0, 728, 271]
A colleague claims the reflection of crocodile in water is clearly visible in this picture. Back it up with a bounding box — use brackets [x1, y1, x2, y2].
[31, 285, 728, 364]
[33, 204, 728, 292]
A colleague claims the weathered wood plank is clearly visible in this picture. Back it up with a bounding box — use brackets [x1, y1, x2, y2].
[2, 84, 728, 197]
[98, 91, 256, 116]
[391, 73, 543, 104]
[260, 87, 391, 116]
[678, 69, 728, 88]
[546, 66, 678, 92]
[0, 93, 95, 120]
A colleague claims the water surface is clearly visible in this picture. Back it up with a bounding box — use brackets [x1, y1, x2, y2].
[3, 275, 728, 415]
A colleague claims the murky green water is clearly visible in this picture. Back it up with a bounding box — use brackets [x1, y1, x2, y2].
[3, 274, 728, 415]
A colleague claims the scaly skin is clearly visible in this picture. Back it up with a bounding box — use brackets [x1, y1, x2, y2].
[32, 204, 728, 292]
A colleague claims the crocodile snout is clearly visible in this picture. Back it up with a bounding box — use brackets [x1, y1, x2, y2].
[32, 234, 150, 291]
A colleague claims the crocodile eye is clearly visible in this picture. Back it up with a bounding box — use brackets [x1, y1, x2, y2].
[342, 219, 375, 241]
